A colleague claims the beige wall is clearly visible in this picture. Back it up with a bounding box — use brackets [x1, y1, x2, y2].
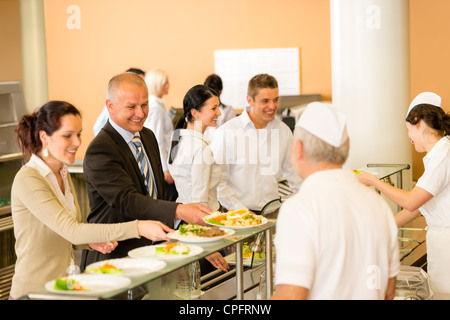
[410, 0, 450, 179]
[0, 0, 23, 83]
[42, 0, 332, 159]
[2, 0, 450, 180]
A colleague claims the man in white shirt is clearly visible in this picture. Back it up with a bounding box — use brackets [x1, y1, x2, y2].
[271, 102, 399, 300]
[210, 74, 302, 212]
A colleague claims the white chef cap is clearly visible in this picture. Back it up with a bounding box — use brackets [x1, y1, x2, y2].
[295, 102, 348, 148]
[407, 92, 441, 117]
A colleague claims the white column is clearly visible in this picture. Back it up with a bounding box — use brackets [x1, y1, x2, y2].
[20, 0, 48, 112]
[330, 0, 412, 189]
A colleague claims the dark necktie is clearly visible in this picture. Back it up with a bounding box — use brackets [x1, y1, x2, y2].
[132, 136, 156, 199]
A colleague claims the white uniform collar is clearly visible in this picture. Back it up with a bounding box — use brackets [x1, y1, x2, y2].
[423, 136, 450, 166]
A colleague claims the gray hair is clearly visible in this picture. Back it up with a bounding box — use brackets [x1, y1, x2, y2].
[106, 72, 147, 103]
[294, 127, 350, 165]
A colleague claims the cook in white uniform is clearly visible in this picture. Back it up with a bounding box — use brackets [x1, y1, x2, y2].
[358, 92, 450, 298]
[210, 74, 302, 212]
[144, 69, 178, 201]
[271, 102, 399, 300]
[168, 84, 228, 272]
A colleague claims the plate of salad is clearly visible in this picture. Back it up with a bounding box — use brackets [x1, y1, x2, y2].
[204, 209, 268, 229]
[45, 274, 131, 295]
[84, 258, 167, 278]
[128, 242, 204, 261]
[167, 223, 235, 243]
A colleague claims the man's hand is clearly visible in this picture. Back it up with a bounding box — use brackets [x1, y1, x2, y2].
[206, 252, 229, 272]
[164, 171, 174, 184]
[175, 203, 212, 225]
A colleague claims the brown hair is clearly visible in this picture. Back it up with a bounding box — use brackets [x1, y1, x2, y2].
[15, 100, 81, 161]
[169, 85, 219, 164]
[247, 74, 278, 100]
[406, 104, 450, 137]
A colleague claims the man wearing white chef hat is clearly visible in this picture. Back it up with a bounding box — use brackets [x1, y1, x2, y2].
[271, 102, 399, 300]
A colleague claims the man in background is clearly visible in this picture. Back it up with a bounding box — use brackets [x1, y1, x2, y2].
[210, 73, 301, 213]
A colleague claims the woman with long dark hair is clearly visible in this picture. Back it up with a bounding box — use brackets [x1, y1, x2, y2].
[168, 85, 229, 272]
[168, 85, 222, 211]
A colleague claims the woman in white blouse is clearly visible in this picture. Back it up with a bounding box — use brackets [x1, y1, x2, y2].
[168, 85, 229, 273]
[10, 101, 173, 299]
[168, 85, 222, 210]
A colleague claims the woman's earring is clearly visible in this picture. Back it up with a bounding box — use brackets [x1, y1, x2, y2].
[42, 147, 49, 160]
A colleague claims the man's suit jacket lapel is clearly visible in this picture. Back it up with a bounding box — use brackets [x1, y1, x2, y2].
[103, 121, 149, 195]
[140, 129, 164, 199]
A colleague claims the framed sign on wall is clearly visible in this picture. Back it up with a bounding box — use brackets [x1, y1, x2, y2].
[214, 48, 300, 109]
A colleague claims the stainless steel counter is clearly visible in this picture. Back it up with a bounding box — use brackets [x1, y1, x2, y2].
[26, 163, 424, 300]
[27, 220, 276, 300]
[399, 216, 427, 269]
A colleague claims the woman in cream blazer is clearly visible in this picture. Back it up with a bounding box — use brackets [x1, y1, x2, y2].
[10, 101, 173, 299]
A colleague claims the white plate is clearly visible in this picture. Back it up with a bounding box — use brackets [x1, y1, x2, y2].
[203, 215, 269, 230]
[128, 243, 204, 261]
[167, 228, 235, 243]
[84, 258, 166, 278]
[45, 274, 131, 296]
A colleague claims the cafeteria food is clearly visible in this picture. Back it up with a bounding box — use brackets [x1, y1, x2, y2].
[85, 263, 123, 274]
[54, 277, 84, 291]
[155, 243, 190, 255]
[205, 209, 262, 227]
[243, 243, 265, 259]
[179, 223, 226, 238]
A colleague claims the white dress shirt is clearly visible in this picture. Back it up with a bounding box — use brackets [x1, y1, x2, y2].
[168, 129, 221, 211]
[144, 94, 173, 173]
[210, 107, 302, 211]
[275, 169, 399, 299]
[109, 118, 158, 197]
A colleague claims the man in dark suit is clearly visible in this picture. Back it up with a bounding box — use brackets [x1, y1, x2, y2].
[80, 72, 212, 268]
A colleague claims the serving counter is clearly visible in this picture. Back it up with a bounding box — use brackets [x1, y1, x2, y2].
[24, 162, 427, 300]
[26, 219, 277, 300]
